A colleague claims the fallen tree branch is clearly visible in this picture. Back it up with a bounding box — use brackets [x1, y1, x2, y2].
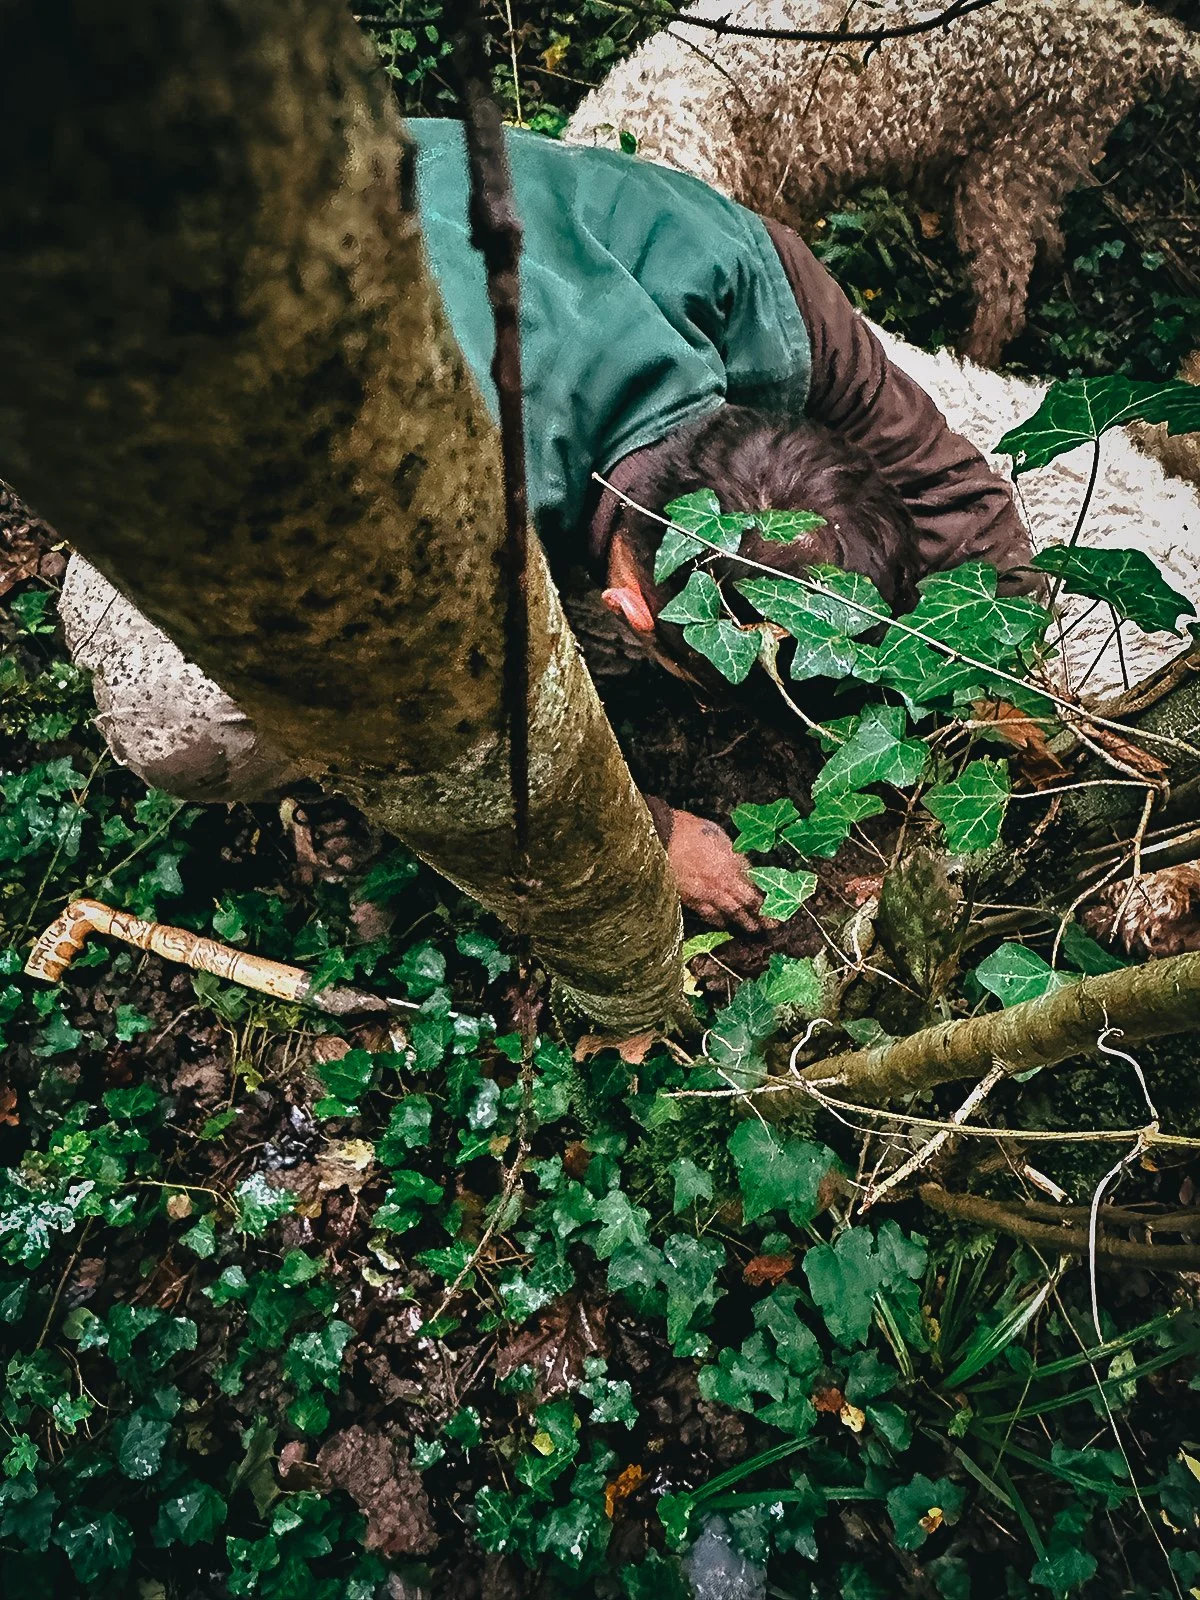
[919, 1183, 1200, 1269]
[769, 949, 1200, 1107]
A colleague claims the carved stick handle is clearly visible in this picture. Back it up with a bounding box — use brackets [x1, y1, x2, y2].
[25, 898, 388, 1017]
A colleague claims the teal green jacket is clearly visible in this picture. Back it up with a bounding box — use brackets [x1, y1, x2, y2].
[409, 119, 812, 557]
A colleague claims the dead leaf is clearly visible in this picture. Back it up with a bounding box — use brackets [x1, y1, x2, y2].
[813, 1386, 845, 1414]
[495, 1295, 608, 1399]
[166, 1192, 193, 1220]
[604, 1463, 648, 1518]
[563, 1141, 590, 1181]
[843, 874, 884, 906]
[839, 1401, 867, 1433]
[574, 1030, 660, 1066]
[919, 1506, 946, 1536]
[316, 1137, 376, 1195]
[0, 1085, 18, 1126]
[972, 699, 1067, 788]
[742, 1253, 794, 1287]
[1081, 721, 1169, 781]
[918, 209, 942, 238]
[316, 1426, 436, 1556]
[541, 36, 569, 73]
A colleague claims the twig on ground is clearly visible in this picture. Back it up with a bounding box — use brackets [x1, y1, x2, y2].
[860, 1058, 1007, 1211]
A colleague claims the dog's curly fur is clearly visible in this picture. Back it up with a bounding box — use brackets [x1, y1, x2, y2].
[565, 0, 1200, 370]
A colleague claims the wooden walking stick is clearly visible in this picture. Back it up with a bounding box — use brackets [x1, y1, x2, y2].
[25, 898, 396, 1019]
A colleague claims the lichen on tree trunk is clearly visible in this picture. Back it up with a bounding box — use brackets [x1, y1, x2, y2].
[0, 0, 684, 1030]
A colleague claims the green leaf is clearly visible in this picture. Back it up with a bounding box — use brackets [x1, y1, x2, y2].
[113, 1003, 154, 1042]
[233, 1174, 295, 1236]
[179, 1213, 217, 1258]
[669, 1156, 714, 1214]
[682, 621, 761, 684]
[737, 565, 885, 637]
[922, 758, 1011, 852]
[729, 1122, 833, 1225]
[1032, 544, 1196, 634]
[731, 797, 801, 853]
[974, 944, 1078, 1008]
[804, 1228, 881, 1346]
[655, 489, 755, 582]
[1030, 1504, 1098, 1593]
[1060, 921, 1128, 976]
[315, 1046, 376, 1106]
[391, 939, 447, 1000]
[903, 563, 1050, 656]
[286, 1392, 329, 1434]
[887, 1473, 965, 1551]
[681, 930, 734, 960]
[54, 1510, 135, 1581]
[282, 1319, 354, 1393]
[116, 1388, 180, 1478]
[755, 954, 823, 1013]
[751, 508, 827, 542]
[747, 865, 818, 920]
[782, 790, 886, 859]
[455, 929, 512, 981]
[658, 569, 721, 624]
[153, 1482, 227, 1548]
[812, 704, 928, 798]
[591, 1189, 651, 1260]
[997, 375, 1200, 474]
[660, 1233, 725, 1348]
[377, 1093, 433, 1161]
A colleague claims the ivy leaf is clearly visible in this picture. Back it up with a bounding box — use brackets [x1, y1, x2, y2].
[591, 1189, 651, 1260]
[737, 566, 885, 637]
[683, 622, 762, 684]
[669, 1156, 714, 1214]
[751, 508, 827, 542]
[455, 929, 512, 981]
[812, 705, 928, 798]
[904, 563, 1050, 655]
[682, 930, 734, 960]
[1060, 921, 1128, 976]
[658, 569, 721, 624]
[804, 1228, 882, 1347]
[729, 1122, 834, 1225]
[887, 1473, 965, 1551]
[1032, 545, 1196, 635]
[377, 1094, 433, 1162]
[233, 1174, 295, 1237]
[756, 954, 822, 1013]
[116, 1388, 180, 1479]
[746, 865, 818, 921]
[974, 944, 1077, 1008]
[731, 797, 800, 853]
[655, 489, 756, 582]
[54, 1510, 135, 1581]
[782, 790, 886, 859]
[153, 1482, 227, 1548]
[282, 1319, 354, 1393]
[660, 1233, 725, 1349]
[922, 758, 1011, 852]
[997, 375, 1200, 474]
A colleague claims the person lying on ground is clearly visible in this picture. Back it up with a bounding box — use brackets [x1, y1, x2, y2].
[58, 119, 1037, 932]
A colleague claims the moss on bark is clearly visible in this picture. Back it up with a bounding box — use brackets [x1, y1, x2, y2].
[0, 0, 684, 1030]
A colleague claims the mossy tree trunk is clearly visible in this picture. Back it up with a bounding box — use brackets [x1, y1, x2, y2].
[0, 0, 684, 1031]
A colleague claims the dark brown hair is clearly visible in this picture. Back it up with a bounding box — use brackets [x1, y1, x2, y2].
[610, 405, 922, 616]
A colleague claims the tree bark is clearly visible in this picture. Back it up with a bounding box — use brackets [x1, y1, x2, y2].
[0, 0, 684, 1031]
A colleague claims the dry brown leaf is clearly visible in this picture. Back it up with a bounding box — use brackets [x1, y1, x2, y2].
[604, 1463, 648, 1519]
[920, 1507, 946, 1536]
[574, 1030, 660, 1066]
[843, 874, 884, 906]
[495, 1294, 609, 1399]
[316, 1137, 376, 1195]
[1081, 721, 1169, 780]
[742, 1253, 794, 1287]
[166, 1192, 193, 1220]
[918, 209, 943, 238]
[972, 699, 1067, 788]
[839, 1401, 867, 1433]
[813, 1386, 845, 1414]
[0, 1085, 18, 1127]
[562, 1141, 591, 1181]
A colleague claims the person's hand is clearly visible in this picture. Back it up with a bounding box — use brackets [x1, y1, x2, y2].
[665, 808, 768, 932]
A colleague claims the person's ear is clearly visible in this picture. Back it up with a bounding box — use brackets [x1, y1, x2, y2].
[603, 531, 657, 635]
[602, 584, 657, 635]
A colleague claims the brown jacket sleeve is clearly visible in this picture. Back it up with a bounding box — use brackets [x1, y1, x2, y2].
[761, 218, 1037, 594]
